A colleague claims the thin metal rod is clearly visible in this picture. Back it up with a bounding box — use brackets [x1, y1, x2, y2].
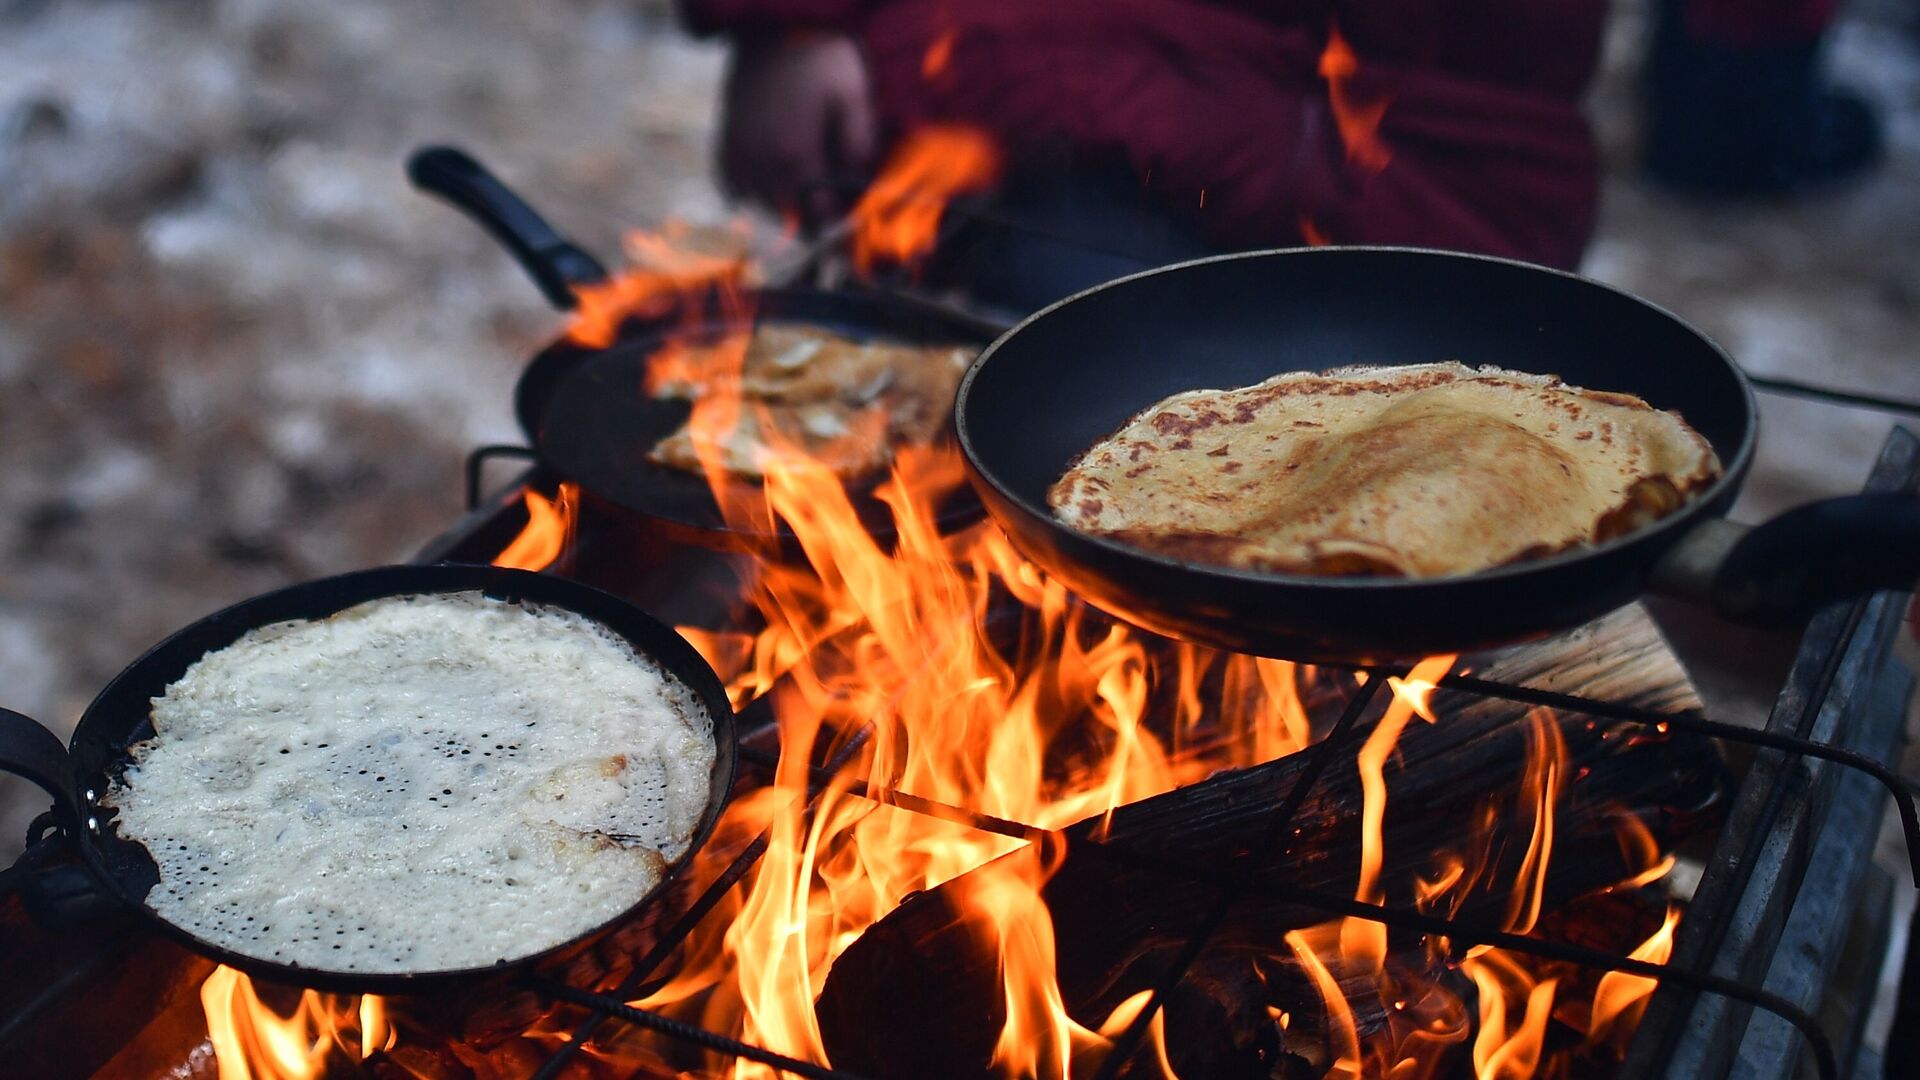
[527, 834, 775, 1080]
[529, 721, 878, 1076]
[528, 976, 878, 1080]
[1748, 374, 1920, 418]
[1070, 827, 1840, 1080]
[1089, 674, 1389, 1080]
[1440, 672, 1920, 887]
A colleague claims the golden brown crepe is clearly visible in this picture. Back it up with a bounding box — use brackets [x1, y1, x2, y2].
[1047, 362, 1721, 578]
[647, 324, 972, 479]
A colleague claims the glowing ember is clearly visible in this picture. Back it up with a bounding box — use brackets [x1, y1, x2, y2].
[1318, 26, 1392, 175]
[200, 966, 393, 1080]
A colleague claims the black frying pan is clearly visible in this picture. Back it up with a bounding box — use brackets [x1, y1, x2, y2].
[0, 564, 738, 994]
[957, 247, 1920, 663]
[407, 146, 1007, 549]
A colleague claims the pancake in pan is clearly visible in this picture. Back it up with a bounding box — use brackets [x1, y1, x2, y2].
[105, 591, 716, 974]
[1047, 362, 1721, 578]
[647, 324, 973, 479]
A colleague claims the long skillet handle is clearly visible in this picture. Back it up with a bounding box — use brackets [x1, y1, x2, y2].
[406, 146, 609, 310]
[1663, 494, 1920, 623]
[0, 708, 83, 837]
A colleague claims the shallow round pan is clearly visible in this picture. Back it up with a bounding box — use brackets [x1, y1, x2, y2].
[406, 145, 1004, 551]
[527, 286, 999, 548]
[957, 247, 1920, 662]
[0, 563, 738, 994]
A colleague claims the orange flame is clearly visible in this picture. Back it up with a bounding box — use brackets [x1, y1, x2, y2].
[371, 164, 1685, 1076]
[850, 124, 1001, 274]
[1300, 215, 1332, 247]
[1355, 655, 1458, 919]
[200, 966, 394, 1080]
[1504, 708, 1565, 937]
[491, 481, 577, 572]
[922, 30, 957, 78]
[1287, 923, 1366, 1079]
[1588, 904, 1682, 1042]
[617, 443, 1319, 1076]
[1319, 25, 1392, 175]
[567, 219, 753, 349]
[1466, 951, 1558, 1080]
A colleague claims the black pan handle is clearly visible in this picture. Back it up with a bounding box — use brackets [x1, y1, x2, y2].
[1660, 494, 1920, 623]
[0, 708, 83, 838]
[406, 145, 609, 310]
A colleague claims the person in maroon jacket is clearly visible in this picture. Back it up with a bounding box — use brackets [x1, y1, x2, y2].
[681, 0, 1876, 309]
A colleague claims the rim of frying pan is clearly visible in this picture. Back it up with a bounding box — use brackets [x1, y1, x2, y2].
[65, 563, 738, 994]
[523, 286, 1003, 547]
[955, 245, 1758, 594]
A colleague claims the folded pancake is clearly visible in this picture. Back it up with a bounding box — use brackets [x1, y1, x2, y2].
[648, 324, 972, 480]
[1047, 363, 1721, 578]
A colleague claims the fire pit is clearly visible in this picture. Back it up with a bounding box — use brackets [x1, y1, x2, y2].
[1, 146, 1914, 1080]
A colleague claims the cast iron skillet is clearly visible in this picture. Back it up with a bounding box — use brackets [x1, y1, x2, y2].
[407, 146, 1007, 548]
[957, 247, 1920, 663]
[0, 564, 738, 994]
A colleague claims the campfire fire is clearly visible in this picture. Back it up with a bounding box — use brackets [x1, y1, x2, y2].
[197, 125, 1685, 1080]
[200, 965, 391, 1080]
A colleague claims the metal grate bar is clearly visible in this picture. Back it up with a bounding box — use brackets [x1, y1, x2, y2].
[528, 975, 880, 1080]
[1270, 886, 1837, 1080]
[1438, 672, 1920, 886]
[499, 578, 1899, 1078]
[1060, 831, 1839, 1080]
[526, 833, 772, 1080]
[526, 705, 881, 1077]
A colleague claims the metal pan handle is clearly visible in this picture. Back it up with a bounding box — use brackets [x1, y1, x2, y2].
[0, 708, 82, 838]
[406, 145, 609, 310]
[1660, 494, 1920, 623]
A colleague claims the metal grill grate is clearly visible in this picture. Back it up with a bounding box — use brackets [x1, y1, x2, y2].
[499, 662, 1900, 1080]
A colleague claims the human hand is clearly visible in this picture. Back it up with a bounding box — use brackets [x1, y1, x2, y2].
[719, 34, 877, 226]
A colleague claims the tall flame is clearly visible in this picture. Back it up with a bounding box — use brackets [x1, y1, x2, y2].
[1466, 951, 1558, 1080]
[567, 219, 753, 349]
[200, 966, 393, 1080]
[1319, 25, 1392, 175]
[621, 443, 1322, 1079]
[491, 481, 577, 572]
[1504, 708, 1565, 937]
[1588, 904, 1682, 1041]
[849, 124, 1001, 274]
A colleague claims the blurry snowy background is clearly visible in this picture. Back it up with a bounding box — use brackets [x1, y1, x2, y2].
[0, 0, 1916, 855]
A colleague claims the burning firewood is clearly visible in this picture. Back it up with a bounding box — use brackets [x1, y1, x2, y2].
[815, 609, 1726, 1079]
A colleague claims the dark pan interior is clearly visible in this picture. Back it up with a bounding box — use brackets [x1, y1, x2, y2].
[69, 563, 738, 993]
[955, 248, 1757, 660]
[962, 247, 1754, 519]
[530, 288, 1002, 546]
